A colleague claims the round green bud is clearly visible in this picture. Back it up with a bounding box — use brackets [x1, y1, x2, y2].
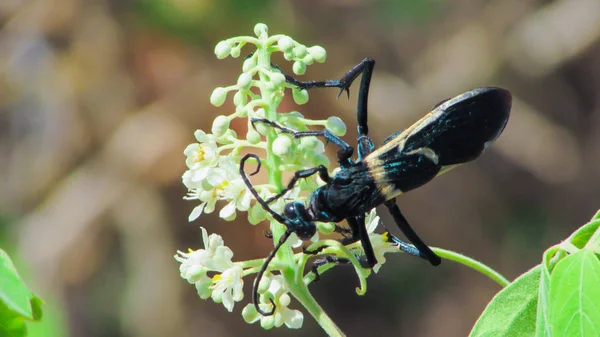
[224, 129, 237, 140]
[211, 115, 230, 136]
[233, 90, 246, 106]
[237, 73, 252, 90]
[246, 128, 262, 145]
[257, 275, 271, 293]
[214, 40, 232, 59]
[210, 87, 227, 107]
[261, 315, 275, 330]
[292, 88, 309, 105]
[230, 47, 241, 58]
[242, 56, 257, 72]
[317, 222, 336, 235]
[326, 116, 347, 136]
[308, 46, 327, 63]
[242, 305, 259, 323]
[272, 135, 292, 156]
[314, 154, 330, 167]
[299, 137, 319, 151]
[303, 54, 314, 66]
[292, 61, 306, 75]
[255, 122, 270, 135]
[293, 45, 307, 59]
[283, 51, 293, 61]
[249, 202, 267, 224]
[254, 23, 268, 38]
[277, 36, 295, 52]
[270, 72, 285, 87]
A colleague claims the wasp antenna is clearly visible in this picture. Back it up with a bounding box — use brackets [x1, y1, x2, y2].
[252, 230, 293, 316]
[239, 154, 289, 225]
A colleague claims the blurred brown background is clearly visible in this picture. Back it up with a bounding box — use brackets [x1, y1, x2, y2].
[2, 0, 600, 336]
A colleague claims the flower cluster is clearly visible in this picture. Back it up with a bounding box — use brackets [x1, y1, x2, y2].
[175, 23, 407, 334]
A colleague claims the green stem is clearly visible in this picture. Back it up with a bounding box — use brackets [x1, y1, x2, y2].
[432, 247, 510, 287]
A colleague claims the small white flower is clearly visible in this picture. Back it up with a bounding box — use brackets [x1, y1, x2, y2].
[175, 228, 245, 311]
[183, 130, 220, 183]
[364, 209, 398, 273]
[211, 265, 244, 312]
[242, 275, 304, 329]
[216, 157, 253, 219]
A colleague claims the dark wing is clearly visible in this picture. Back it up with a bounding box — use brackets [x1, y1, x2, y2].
[402, 87, 511, 166]
[365, 87, 511, 199]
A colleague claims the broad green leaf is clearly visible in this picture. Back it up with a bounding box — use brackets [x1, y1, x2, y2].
[536, 246, 560, 337]
[470, 265, 541, 337]
[566, 216, 600, 250]
[549, 250, 600, 337]
[0, 250, 37, 319]
[0, 299, 27, 337]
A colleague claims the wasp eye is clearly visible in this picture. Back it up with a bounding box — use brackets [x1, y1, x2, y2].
[284, 203, 296, 218]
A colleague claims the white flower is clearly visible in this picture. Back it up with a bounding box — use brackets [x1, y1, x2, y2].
[211, 265, 244, 312]
[216, 157, 252, 219]
[185, 168, 227, 221]
[183, 130, 220, 184]
[175, 227, 245, 311]
[242, 275, 304, 329]
[364, 209, 399, 273]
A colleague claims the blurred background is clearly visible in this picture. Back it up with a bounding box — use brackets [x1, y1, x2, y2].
[1, 0, 600, 336]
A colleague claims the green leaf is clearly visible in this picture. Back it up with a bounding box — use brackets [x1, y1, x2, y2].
[0, 299, 27, 337]
[549, 250, 600, 336]
[0, 250, 40, 319]
[536, 246, 560, 337]
[566, 216, 600, 249]
[470, 265, 541, 337]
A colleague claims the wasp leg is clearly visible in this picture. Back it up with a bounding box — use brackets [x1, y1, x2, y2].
[264, 165, 330, 204]
[250, 117, 355, 167]
[383, 200, 441, 266]
[310, 255, 351, 282]
[346, 215, 377, 268]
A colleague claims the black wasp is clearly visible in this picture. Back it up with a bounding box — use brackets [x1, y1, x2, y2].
[239, 58, 512, 316]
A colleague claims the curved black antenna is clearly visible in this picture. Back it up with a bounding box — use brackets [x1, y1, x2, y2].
[239, 154, 289, 225]
[252, 229, 293, 316]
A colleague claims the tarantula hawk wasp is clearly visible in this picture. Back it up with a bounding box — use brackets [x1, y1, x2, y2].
[240, 58, 512, 316]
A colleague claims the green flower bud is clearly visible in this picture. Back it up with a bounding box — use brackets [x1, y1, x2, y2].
[254, 23, 268, 38]
[309, 46, 327, 63]
[270, 72, 285, 87]
[214, 40, 232, 59]
[283, 51, 294, 61]
[246, 128, 262, 145]
[255, 122, 270, 135]
[233, 90, 246, 106]
[277, 36, 295, 52]
[293, 61, 306, 75]
[314, 154, 330, 167]
[272, 135, 292, 156]
[248, 202, 267, 225]
[242, 56, 257, 72]
[326, 116, 347, 136]
[293, 45, 307, 58]
[210, 87, 227, 107]
[237, 73, 252, 90]
[302, 54, 314, 66]
[242, 305, 259, 323]
[299, 137, 319, 151]
[292, 88, 309, 105]
[211, 115, 230, 136]
[317, 222, 336, 235]
[261, 315, 276, 330]
[230, 47, 241, 58]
